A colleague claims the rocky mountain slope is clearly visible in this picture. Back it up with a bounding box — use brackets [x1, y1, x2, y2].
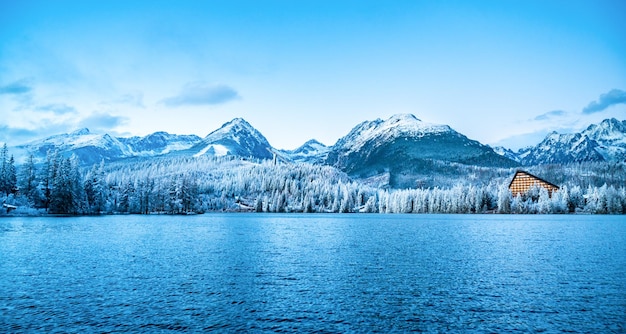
[325, 114, 518, 187]
[9, 116, 624, 187]
[496, 118, 626, 165]
[12, 129, 201, 165]
[182, 118, 275, 160]
[280, 139, 329, 164]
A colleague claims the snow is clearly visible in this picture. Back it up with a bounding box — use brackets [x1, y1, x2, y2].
[203, 118, 269, 147]
[286, 139, 329, 157]
[9, 115, 625, 167]
[24, 131, 128, 153]
[194, 144, 230, 157]
[336, 113, 453, 152]
[583, 118, 626, 146]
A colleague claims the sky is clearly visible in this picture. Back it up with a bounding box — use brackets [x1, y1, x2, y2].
[1, 0, 625, 150]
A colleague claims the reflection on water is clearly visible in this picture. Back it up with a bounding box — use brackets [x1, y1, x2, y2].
[1, 214, 625, 332]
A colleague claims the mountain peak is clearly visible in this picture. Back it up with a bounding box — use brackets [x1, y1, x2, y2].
[388, 113, 421, 123]
[498, 118, 626, 165]
[70, 128, 91, 136]
[206, 118, 256, 138]
[192, 117, 273, 159]
[280, 138, 330, 163]
[303, 139, 325, 146]
[333, 114, 452, 152]
[288, 139, 328, 154]
[583, 118, 626, 143]
[380, 114, 451, 134]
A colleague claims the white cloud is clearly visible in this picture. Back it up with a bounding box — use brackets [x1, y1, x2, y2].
[162, 82, 240, 107]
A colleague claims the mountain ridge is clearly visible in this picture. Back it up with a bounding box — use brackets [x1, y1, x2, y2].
[8, 116, 625, 177]
[183, 118, 274, 159]
[494, 118, 626, 165]
[326, 114, 518, 187]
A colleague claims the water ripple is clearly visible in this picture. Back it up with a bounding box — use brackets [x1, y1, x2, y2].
[1, 214, 625, 333]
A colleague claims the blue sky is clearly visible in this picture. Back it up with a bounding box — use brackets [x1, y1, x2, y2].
[1, 0, 625, 150]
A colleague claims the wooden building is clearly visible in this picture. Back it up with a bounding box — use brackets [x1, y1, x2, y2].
[508, 170, 559, 197]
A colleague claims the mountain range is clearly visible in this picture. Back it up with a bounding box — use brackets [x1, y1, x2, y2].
[8, 115, 626, 187]
[494, 118, 626, 165]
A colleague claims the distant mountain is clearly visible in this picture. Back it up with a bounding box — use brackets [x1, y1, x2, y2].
[491, 146, 520, 162]
[496, 118, 626, 165]
[12, 116, 624, 183]
[10, 118, 274, 165]
[184, 118, 274, 159]
[281, 139, 329, 163]
[326, 114, 518, 187]
[118, 131, 201, 157]
[12, 129, 201, 165]
[582, 118, 626, 161]
[517, 132, 605, 165]
[13, 129, 130, 165]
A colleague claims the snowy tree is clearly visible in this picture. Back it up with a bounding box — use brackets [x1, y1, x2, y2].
[49, 157, 73, 214]
[11, 152, 620, 216]
[537, 187, 551, 214]
[84, 162, 106, 214]
[40, 151, 59, 212]
[549, 185, 568, 214]
[18, 154, 39, 204]
[0, 144, 17, 196]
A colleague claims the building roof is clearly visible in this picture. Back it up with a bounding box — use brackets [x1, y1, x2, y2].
[508, 170, 560, 197]
[508, 170, 559, 190]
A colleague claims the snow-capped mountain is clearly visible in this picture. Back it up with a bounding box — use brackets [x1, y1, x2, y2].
[12, 129, 131, 165]
[12, 115, 624, 177]
[12, 129, 201, 165]
[496, 118, 626, 165]
[326, 114, 517, 187]
[582, 118, 626, 161]
[280, 139, 329, 163]
[491, 146, 520, 162]
[119, 132, 201, 157]
[184, 118, 274, 159]
[517, 132, 604, 165]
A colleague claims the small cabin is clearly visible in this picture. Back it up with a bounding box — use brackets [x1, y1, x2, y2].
[508, 170, 559, 197]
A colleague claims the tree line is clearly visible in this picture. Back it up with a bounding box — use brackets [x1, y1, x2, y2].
[2, 146, 626, 215]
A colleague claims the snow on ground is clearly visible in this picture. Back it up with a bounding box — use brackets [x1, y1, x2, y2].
[194, 144, 230, 157]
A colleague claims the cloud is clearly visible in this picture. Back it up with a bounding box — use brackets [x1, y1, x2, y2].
[0, 125, 38, 145]
[0, 111, 129, 146]
[534, 110, 566, 121]
[0, 123, 74, 146]
[162, 82, 240, 107]
[0, 79, 33, 95]
[78, 112, 129, 132]
[36, 103, 77, 115]
[582, 89, 626, 114]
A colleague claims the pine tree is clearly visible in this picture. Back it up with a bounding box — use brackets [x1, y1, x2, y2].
[84, 163, 106, 214]
[19, 154, 38, 203]
[7, 155, 17, 195]
[497, 184, 511, 214]
[0, 143, 7, 195]
[41, 151, 59, 212]
[0, 144, 17, 195]
[49, 157, 73, 214]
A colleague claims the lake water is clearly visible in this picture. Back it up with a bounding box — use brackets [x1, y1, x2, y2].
[1, 214, 625, 333]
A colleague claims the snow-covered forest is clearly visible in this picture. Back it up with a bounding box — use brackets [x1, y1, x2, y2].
[2, 144, 626, 215]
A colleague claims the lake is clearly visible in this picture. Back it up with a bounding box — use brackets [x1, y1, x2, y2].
[1, 214, 625, 332]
